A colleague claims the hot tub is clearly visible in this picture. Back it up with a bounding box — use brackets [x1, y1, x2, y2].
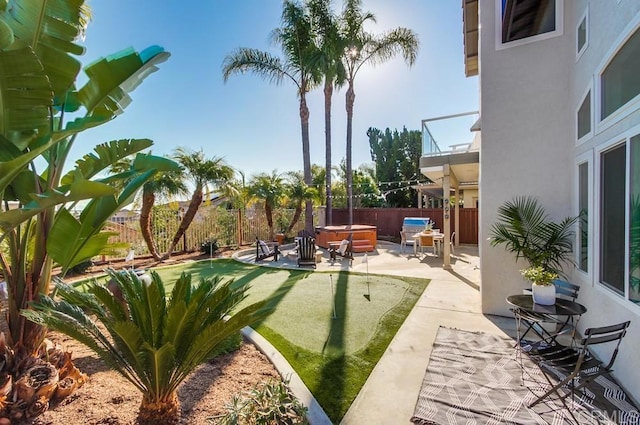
[315, 225, 377, 252]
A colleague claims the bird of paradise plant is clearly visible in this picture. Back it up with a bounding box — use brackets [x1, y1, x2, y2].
[0, 0, 174, 419]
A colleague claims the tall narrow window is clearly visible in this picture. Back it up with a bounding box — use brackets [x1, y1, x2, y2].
[600, 144, 626, 294]
[577, 14, 588, 56]
[630, 136, 640, 303]
[601, 27, 640, 120]
[578, 162, 589, 272]
[577, 91, 591, 139]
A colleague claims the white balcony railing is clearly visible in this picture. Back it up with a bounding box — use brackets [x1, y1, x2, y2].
[421, 111, 480, 157]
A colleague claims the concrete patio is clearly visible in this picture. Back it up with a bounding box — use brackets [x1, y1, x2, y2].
[235, 241, 520, 424]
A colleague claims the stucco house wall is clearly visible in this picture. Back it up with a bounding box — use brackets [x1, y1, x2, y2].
[478, 0, 640, 399]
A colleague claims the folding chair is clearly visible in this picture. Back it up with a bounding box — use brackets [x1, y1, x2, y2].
[529, 321, 631, 422]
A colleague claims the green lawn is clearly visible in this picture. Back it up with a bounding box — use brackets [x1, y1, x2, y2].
[76, 259, 429, 422]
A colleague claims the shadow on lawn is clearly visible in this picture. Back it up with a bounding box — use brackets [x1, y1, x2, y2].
[316, 272, 348, 420]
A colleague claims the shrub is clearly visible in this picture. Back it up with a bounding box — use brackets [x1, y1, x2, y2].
[213, 378, 308, 425]
[211, 332, 243, 358]
[201, 239, 220, 256]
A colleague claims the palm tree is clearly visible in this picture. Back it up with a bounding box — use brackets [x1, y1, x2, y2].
[248, 171, 286, 240]
[308, 0, 346, 226]
[162, 148, 234, 259]
[23, 270, 269, 425]
[223, 0, 321, 234]
[140, 169, 188, 260]
[340, 0, 419, 224]
[490, 196, 578, 277]
[285, 171, 318, 234]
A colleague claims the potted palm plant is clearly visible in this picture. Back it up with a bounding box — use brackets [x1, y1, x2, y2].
[490, 197, 579, 304]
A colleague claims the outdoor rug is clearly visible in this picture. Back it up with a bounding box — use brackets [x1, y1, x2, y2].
[411, 327, 639, 425]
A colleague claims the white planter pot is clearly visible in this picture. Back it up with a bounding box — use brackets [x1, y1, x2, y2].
[532, 282, 556, 305]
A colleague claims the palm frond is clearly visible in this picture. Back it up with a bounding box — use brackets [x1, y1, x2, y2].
[222, 48, 292, 86]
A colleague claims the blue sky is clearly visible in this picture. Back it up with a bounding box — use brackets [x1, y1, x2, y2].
[79, 0, 478, 178]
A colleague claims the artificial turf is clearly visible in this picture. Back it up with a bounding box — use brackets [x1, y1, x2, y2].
[75, 258, 429, 422]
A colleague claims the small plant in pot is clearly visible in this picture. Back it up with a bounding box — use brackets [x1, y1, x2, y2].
[490, 196, 579, 304]
[521, 266, 558, 305]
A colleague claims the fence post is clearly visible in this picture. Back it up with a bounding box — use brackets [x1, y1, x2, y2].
[237, 209, 243, 247]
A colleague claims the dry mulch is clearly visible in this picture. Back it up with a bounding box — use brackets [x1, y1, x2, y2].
[19, 249, 283, 425]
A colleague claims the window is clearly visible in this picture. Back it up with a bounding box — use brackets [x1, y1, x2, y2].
[630, 136, 640, 303]
[598, 133, 640, 304]
[496, 0, 563, 49]
[578, 162, 588, 272]
[577, 91, 591, 140]
[600, 144, 626, 294]
[577, 9, 588, 58]
[601, 27, 640, 120]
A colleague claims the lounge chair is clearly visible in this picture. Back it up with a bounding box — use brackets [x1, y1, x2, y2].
[255, 237, 279, 262]
[329, 234, 353, 264]
[296, 236, 316, 268]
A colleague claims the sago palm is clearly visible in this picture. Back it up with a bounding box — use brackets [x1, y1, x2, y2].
[22, 270, 269, 425]
[339, 0, 419, 224]
[223, 0, 321, 233]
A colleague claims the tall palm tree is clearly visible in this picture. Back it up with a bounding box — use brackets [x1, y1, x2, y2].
[162, 148, 234, 259]
[248, 171, 286, 240]
[23, 270, 268, 425]
[285, 171, 318, 233]
[223, 0, 321, 234]
[340, 0, 419, 224]
[308, 0, 346, 226]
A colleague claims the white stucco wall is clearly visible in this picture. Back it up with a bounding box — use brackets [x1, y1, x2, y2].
[479, 0, 573, 316]
[478, 0, 640, 400]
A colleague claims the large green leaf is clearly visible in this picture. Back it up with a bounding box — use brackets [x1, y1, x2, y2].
[0, 16, 14, 49]
[3, 0, 87, 100]
[0, 45, 52, 145]
[0, 179, 114, 233]
[78, 45, 170, 119]
[46, 208, 121, 272]
[61, 138, 154, 186]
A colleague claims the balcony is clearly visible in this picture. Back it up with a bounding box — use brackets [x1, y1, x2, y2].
[419, 111, 480, 191]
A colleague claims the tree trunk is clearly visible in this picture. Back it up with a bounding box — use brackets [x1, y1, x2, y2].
[161, 188, 203, 260]
[139, 190, 161, 260]
[287, 203, 303, 234]
[346, 83, 356, 226]
[324, 79, 333, 226]
[137, 392, 180, 425]
[265, 201, 274, 241]
[299, 93, 314, 233]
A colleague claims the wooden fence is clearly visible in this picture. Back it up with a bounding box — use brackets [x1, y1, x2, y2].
[330, 208, 479, 244]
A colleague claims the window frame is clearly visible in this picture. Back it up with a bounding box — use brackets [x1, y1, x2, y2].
[576, 83, 593, 144]
[576, 6, 589, 61]
[494, 0, 564, 51]
[575, 150, 593, 279]
[595, 11, 640, 133]
[594, 124, 640, 310]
